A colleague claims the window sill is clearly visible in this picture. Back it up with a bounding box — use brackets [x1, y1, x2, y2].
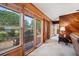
[0, 44, 21, 55]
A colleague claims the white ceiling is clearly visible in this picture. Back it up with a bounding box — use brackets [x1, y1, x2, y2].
[33, 3, 79, 21]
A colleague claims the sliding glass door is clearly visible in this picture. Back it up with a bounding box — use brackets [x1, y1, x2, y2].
[36, 19, 42, 47]
[23, 15, 43, 54]
[24, 15, 34, 53]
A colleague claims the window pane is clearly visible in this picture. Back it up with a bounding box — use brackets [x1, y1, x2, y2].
[24, 16, 34, 52]
[36, 20, 42, 46]
[0, 6, 20, 52]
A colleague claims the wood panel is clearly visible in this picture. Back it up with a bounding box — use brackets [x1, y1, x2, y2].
[42, 19, 46, 43]
[0, 3, 52, 56]
[59, 12, 79, 34]
[47, 21, 51, 39]
[1, 47, 23, 56]
[52, 21, 59, 24]
[15, 3, 51, 21]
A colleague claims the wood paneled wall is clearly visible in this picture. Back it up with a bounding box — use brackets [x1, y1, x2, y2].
[0, 3, 52, 56]
[59, 12, 79, 34]
[1, 47, 23, 56]
[15, 3, 51, 21]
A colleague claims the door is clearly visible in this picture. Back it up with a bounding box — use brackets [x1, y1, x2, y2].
[36, 19, 42, 47]
[24, 15, 34, 54]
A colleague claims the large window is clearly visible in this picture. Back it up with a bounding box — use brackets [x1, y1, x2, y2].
[36, 20, 42, 46]
[0, 6, 20, 53]
[24, 15, 34, 52]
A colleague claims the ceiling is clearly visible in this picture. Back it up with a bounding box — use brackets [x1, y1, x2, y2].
[33, 3, 79, 21]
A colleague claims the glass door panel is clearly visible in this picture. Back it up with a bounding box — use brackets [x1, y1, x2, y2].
[24, 16, 34, 53]
[36, 20, 42, 47]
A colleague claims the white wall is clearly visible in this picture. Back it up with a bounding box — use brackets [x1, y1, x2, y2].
[53, 24, 59, 36]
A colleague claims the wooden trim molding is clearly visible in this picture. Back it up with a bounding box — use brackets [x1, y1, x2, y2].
[0, 3, 52, 56]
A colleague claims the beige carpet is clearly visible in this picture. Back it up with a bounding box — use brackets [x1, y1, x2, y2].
[28, 36, 76, 56]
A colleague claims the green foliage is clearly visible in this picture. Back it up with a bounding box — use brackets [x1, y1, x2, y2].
[37, 20, 41, 31]
[0, 31, 8, 42]
[30, 20, 34, 30]
[0, 10, 20, 42]
[24, 19, 34, 31]
[0, 31, 7, 37]
[0, 27, 4, 31]
[24, 19, 30, 31]
[15, 30, 19, 36]
[8, 29, 15, 37]
[0, 10, 20, 26]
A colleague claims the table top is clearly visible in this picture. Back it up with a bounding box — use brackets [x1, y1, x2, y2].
[70, 32, 79, 39]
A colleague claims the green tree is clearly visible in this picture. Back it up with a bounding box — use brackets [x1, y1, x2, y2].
[0, 10, 20, 26]
[37, 20, 41, 31]
[30, 20, 34, 30]
[24, 19, 30, 31]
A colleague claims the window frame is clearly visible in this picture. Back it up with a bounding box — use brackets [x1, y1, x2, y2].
[0, 5, 21, 54]
[23, 15, 36, 55]
[36, 18, 43, 47]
